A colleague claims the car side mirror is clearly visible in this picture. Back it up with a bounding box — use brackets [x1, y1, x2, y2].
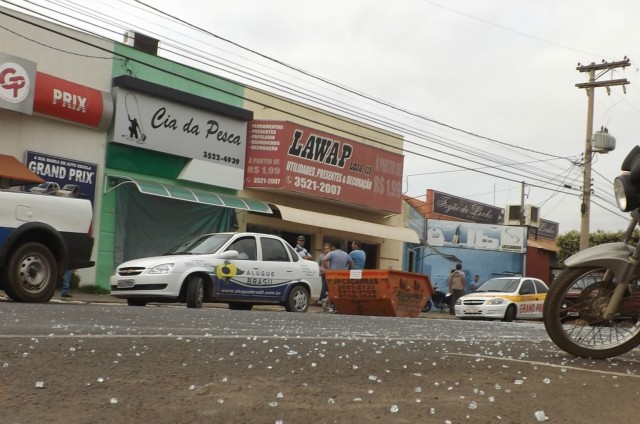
[219, 250, 239, 260]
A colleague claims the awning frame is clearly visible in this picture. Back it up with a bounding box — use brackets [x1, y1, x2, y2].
[104, 174, 272, 214]
[269, 203, 419, 243]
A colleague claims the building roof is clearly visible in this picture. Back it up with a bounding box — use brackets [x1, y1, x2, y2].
[527, 237, 559, 252]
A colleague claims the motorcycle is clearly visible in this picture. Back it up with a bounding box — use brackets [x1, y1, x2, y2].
[543, 145, 640, 359]
[422, 290, 450, 312]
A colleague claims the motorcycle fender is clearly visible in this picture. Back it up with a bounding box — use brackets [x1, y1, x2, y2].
[564, 242, 634, 279]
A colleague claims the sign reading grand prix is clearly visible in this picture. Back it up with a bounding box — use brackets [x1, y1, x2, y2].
[245, 121, 404, 213]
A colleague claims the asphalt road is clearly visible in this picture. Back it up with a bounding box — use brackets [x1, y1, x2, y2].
[2, 299, 640, 423]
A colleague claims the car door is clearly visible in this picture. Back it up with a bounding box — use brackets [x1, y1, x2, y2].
[517, 279, 540, 318]
[254, 236, 301, 300]
[213, 235, 260, 299]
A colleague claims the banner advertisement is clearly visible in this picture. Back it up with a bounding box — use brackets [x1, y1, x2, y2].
[0, 53, 36, 114]
[245, 120, 404, 213]
[33, 72, 113, 131]
[529, 219, 559, 240]
[24, 151, 98, 205]
[111, 87, 247, 171]
[426, 219, 527, 253]
[432, 190, 505, 224]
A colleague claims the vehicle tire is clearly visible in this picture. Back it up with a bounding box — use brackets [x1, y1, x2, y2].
[127, 298, 147, 307]
[228, 302, 253, 311]
[543, 266, 640, 359]
[3, 242, 56, 303]
[284, 285, 310, 312]
[422, 300, 432, 312]
[186, 276, 204, 309]
[503, 304, 517, 322]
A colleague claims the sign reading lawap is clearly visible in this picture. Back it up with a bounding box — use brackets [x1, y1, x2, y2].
[25, 151, 98, 205]
[426, 219, 527, 253]
[112, 87, 247, 171]
[0, 53, 36, 114]
[245, 120, 404, 213]
[432, 190, 505, 224]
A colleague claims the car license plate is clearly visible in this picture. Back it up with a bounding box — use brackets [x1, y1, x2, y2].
[117, 279, 135, 288]
[464, 307, 480, 314]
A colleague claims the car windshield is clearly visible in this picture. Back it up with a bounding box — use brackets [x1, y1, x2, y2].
[476, 278, 519, 293]
[62, 184, 75, 190]
[165, 233, 233, 255]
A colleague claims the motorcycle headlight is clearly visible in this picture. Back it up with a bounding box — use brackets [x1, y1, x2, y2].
[614, 173, 640, 212]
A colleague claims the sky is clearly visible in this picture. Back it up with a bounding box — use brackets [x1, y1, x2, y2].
[5, 0, 640, 234]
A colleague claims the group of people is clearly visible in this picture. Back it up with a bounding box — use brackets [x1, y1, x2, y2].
[294, 236, 366, 313]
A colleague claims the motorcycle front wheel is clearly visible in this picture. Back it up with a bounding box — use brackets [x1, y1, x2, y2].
[543, 266, 640, 359]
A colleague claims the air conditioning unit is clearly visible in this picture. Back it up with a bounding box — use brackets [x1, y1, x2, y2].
[505, 204, 540, 228]
[123, 31, 159, 55]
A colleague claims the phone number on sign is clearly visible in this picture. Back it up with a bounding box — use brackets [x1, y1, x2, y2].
[293, 176, 341, 195]
[252, 177, 281, 184]
[202, 151, 240, 165]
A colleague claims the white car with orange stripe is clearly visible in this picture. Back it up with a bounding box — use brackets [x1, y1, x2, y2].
[454, 277, 549, 321]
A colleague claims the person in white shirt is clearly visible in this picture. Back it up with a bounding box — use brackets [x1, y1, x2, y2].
[294, 235, 312, 260]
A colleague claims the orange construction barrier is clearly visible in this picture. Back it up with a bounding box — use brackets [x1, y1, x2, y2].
[325, 269, 434, 318]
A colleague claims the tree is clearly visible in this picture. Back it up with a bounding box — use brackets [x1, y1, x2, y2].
[556, 229, 629, 266]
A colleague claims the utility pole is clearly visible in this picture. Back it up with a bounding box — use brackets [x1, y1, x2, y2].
[575, 58, 630, 250]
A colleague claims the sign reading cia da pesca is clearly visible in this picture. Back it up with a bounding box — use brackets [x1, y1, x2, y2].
[245, 120, 405, 213]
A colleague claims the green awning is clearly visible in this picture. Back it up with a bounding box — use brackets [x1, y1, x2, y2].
[105, 175, 272, 214]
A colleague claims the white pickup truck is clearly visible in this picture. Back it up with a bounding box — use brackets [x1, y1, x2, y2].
[0, 190, 94, 302]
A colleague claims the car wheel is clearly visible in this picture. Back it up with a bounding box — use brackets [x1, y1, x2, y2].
[3, 242, 56, 303]
[503, 304, 517, 322]
[127, 298, 147, 307]
[186, 276, 204, 309]
[284, 285, 310, 312]
[228, 302, 253, 311]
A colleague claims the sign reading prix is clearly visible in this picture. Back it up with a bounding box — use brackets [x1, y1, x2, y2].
[245, 121, 404, 213]
[432, 190, 505, 224]
[426, 219, 527, 253]
[112, 87, 247, 171]
[25, 151, 98, 205]
[33, 72, 113, 131]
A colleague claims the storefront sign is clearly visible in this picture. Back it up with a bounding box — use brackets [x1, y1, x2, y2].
[245, 121, 404, 213]
[112, 87, 247, 172]
[0, 53, 36, 114]
[33, 72, 112, 131]
[529, 219, 559, 240]
[25, 151, 98, 205]
[432, 190, 504, 224]
[426, 219, 527, 253]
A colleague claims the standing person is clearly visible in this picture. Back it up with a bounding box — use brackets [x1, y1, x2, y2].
[447, 263, 466, 315]
[349, 240, 366, 270]
[322, 241, 355, 312]
[294, 235, 312, 260]
[470, 274, 481, 292]
[61, 270, 72, 298]
[317, 243, 331, 305]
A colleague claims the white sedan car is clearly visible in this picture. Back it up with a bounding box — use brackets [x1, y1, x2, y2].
[454, 277, 549, 321]
[110, 232, 322, 312]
